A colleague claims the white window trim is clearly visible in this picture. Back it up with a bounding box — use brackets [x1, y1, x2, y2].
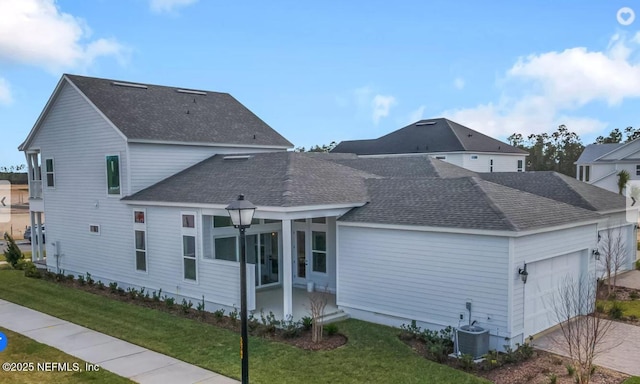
[517, 160, 524, 172]
[211, 235, 239, 263]
[181, 211, 198, 283]
[89, 224, 101, 235]
[106, 154, 122, 197]
[133, 208, 147, 274]
[310, 219, 328, 275]
[44, 157, 55, 189]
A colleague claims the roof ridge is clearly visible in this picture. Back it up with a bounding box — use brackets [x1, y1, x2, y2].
[282, 152, 296, 206]
[444, 118, 467, 151]
[550, 172, 598, 210]
[468, 177, 519, 231]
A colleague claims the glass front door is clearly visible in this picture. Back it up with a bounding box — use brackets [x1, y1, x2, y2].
[246, 232, 280, 287]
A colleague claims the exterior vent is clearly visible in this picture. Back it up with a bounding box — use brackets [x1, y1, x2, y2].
[416, 121, 437, 126]
[456, 325, 490, 359]
[223, 155, 252, 160]
[176, 89, 207, 96]
[110, 81, 148, 89]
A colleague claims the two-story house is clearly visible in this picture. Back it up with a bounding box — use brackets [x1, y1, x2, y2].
[331, 118, 529, 173]
[575, 140, 640, 194]
[20, 74, 636, 352]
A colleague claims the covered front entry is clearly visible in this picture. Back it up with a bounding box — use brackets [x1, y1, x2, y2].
[523, 250, 584, 337]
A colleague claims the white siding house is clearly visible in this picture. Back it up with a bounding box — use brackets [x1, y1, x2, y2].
[576, 140, 640, 194]
[20, 74, 637, 354]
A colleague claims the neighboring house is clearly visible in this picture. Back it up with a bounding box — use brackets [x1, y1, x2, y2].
[331, 118, 529, 173]
[20, 75, 637, 353]
[575, 141, 640, 194]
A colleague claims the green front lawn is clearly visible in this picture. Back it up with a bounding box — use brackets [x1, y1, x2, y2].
[624, 378, 640, 384]
[0, 327, 132, 384]
[0, 269, 487, 384]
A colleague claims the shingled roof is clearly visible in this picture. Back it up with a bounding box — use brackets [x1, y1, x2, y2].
[124, 153, 622, 231]
[331, 118, 528, 156]
[61, 74, 293, 147]
[479, 171, 626, 212]
[123, 152, 374, 207]
[576, 143, 624, 163]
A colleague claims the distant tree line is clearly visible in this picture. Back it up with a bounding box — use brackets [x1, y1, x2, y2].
[508, 125, 640, 178]
[294, 141, 337, 153]
[0, 164, 28, 184]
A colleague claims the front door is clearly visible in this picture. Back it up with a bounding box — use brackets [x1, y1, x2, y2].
[294, 230, 308, 284]
[246, 232, 280, 288]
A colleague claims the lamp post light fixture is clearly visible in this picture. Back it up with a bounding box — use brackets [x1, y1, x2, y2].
[226, 194, 256, 384]
[518, 264, 528, 284]
[592, 249, 601, 261]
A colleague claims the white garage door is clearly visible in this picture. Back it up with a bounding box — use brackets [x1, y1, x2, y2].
[523, 251, 583, 337]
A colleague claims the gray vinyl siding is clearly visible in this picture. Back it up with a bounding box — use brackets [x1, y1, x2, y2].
[511, 225, 596, 342]
[128, 143, 283, 193]
[337, 225, 510, 348]
[461, 154, 526, 173]
[28, 82, 132, 280]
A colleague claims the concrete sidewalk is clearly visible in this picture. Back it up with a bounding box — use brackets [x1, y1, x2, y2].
[0, 299, 238, 384]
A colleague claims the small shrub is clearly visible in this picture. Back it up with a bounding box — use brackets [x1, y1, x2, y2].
[23, 261, 41, 278]
[281, 315, 302, 339]
[548, 373, 557, 384]
[66, 274, 75, 282]
[152, 288, 162, 302]
[44, 271, 55, 280]
[181, 299, 193, 314]
[608, 301, 624, 320]
[324, 323, 338, 336]
[77, 274, 86, 285]
[630, 291, 639, 300]
[108, 282, 118, 293]
[3, 233, 23, 268]
[137, 287, 146, 300]
[116, 287, 125, 295]
[96, 281, 105, 290]
[400, 320, 422, 339]
[301, 316, 313, 331]
[55, 272, 65, 282]
[459, 353, 475, 371]
[566, 364, 576, 376]
[14, 259, 28, 270]
[427, 343, 448, 363]
[164, 296, 175, 308]
[127, 287, 138, 299]
[229, 306, 239, 324]
[595, 302, 606, 313]
[86, 272, 94, 286]
[213, 308, 225, 319]
[197, 295, 205, 315]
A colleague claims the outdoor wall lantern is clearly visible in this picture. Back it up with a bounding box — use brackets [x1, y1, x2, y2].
[226, 194, 256, 384]
[518, 264, 528, 284]
[592, 249, 601, 261]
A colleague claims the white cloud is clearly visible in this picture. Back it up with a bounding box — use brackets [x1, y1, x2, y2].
[453, 77, 465, 90]
[442, 33, 640, 139]
[372, 94, 397, 124]
[149, 0, 198, 13]
[408, 105, 426, 123]
[0, 78, 12, 105]
[0, 0, 127, 72]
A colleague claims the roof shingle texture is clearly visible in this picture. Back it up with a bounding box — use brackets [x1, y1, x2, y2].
[65, 74, 293, 147]
[331, 118, 528, 155]
[576, 143, 624, 163]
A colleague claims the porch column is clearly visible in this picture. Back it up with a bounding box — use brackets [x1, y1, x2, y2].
[30, 211, 36, 262]
[36, 212, 44, 262]
[282, 219, 293, 319]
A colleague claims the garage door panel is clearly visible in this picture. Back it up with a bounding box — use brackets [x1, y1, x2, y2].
[524, 251, 583, 337]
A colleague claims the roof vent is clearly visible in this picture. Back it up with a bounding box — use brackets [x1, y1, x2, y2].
[223, 155, 252, 160]
[416, 121, 437, 126]
[176, 89, 207, 96]
[111, 81, 148, 89]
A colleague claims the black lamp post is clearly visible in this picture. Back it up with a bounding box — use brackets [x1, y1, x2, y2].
[226, 194, 256, 384]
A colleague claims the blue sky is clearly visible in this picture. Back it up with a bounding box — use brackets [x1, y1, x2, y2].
[1, 0, 640, 166]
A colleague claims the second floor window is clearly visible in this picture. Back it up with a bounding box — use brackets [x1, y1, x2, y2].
[106, 155, 120, 195]
[45, 158, 55, 187]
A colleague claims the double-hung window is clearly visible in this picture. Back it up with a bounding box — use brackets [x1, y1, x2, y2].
[106, 155, 121, 195]
[182, 213, 197, 281]
[133, 210, 147, 272]
[45, 158, 55, 187]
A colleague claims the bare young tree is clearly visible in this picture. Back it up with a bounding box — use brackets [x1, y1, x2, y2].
[598, 224, 627, 295]
[308, 287, 329, 343]
[551, 275, 614, 384]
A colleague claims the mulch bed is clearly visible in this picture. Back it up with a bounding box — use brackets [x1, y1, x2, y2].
[35, 271, 347, 351]
[402, 336, 630, 384]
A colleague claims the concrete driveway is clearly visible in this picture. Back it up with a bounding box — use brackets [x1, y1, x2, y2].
[616, 269, 640, 290]
[534, 320, 640, 376]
